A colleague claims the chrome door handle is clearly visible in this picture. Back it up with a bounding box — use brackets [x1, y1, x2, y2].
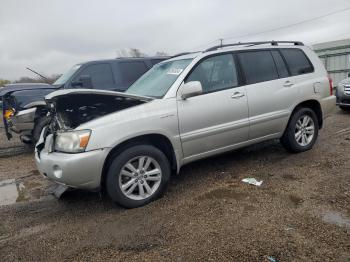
[231, 92, 245, 99]
[283, 81, 294, 87]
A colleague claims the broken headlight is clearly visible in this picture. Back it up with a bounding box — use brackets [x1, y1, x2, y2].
[54, 130, 91, 153]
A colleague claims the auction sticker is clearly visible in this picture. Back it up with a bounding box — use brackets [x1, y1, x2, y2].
[167, 68, 183, 75]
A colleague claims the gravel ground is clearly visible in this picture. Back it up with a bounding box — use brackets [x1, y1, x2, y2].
[0, 109, 349, 261]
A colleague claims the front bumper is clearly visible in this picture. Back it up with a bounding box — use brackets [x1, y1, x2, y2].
[336, 84, 350, 107]
[35, 132, 111, 190]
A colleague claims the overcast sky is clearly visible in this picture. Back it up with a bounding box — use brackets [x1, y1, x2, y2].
[1, 0, 350, 80]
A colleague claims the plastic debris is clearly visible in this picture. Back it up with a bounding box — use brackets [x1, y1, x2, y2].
[241, 178, 263, 186]
[267, 256, 278, 262]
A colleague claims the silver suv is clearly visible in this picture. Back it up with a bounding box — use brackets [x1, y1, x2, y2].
[35, 41, 335, 208]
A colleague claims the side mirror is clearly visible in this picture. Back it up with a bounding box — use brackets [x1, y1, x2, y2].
[71, 75, 92, 89]
[180, 81, 203, 100]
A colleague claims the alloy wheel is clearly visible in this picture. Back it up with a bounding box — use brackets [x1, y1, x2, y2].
[118, 156, 162, 201]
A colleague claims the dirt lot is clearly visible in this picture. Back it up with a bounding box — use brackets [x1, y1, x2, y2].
[0, 109, 349, 262]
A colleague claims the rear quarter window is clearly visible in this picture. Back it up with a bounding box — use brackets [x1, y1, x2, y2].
[280, 49, 314, 76]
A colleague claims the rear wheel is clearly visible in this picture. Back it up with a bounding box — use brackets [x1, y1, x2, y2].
[106, 144, 171, 208]
[280, 107, 319, 153]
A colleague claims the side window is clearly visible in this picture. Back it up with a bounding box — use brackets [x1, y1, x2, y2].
[73, 63, 114, 90]
[271, 50, 289, 78]
[186, 54, 238, 93]
[119, 61, 148, 87]
[280, 49, 314, 76]
[238, 51, 278, 85]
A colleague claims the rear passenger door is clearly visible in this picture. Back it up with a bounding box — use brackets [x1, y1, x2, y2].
[237, 49, 298, 139]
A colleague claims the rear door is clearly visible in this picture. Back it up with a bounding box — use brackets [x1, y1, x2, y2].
[177, 53, 249, 160]
[237, 49, 298, 139]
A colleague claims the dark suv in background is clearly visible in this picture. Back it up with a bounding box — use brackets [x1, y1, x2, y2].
[1, 57, 168, 144]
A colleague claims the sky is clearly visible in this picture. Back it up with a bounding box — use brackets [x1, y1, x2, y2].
[1, 0, 350, 80]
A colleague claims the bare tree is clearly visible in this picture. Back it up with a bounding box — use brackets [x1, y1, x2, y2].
[155, 51, 169, 56]
[116, 48, 147, 58]
[0, 79, 11, 87]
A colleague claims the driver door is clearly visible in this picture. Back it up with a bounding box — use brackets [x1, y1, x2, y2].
[177, 53, 249, 162]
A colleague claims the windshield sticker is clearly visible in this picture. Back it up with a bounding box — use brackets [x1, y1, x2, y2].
[167, 68, 183, 75]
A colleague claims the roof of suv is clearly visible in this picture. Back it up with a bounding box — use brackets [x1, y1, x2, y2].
[81, 56, 170, 65]
[168, 41, 307, 61]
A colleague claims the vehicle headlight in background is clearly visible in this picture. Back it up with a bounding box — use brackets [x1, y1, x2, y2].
[54, 130, 91, 153]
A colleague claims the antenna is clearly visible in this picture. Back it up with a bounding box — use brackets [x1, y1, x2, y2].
[26, 67, 50, 83]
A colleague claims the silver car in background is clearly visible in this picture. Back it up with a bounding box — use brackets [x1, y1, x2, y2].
[336, 75, 350, 111]
[35, 41, 335, 208]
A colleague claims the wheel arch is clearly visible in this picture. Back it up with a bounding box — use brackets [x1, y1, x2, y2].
[288, 99, 323, 130]
[101, 133, 178, 189]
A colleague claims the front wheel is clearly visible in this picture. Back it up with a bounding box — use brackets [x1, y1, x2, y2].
[280, 108, 319, 153]
[106, 144, 171, 208]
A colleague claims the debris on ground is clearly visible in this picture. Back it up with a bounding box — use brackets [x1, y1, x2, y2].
[241, 177, 263, 186]
[267, 256, 278, 262]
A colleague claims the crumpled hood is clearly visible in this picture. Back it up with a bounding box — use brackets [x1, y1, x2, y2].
[45, 89, 153, 130]
[0, 83, 55, 97]
[45, 88, 152, 102]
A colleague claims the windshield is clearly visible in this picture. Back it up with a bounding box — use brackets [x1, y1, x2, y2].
[53, 64, 82, 86]
[126, 59, 192, 98]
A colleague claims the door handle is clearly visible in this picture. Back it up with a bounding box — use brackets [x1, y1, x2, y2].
[231, 92, 245, 99]
[283, 81, 294, 87]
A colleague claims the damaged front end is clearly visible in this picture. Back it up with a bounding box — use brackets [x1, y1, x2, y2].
[36, 89, 152, 153]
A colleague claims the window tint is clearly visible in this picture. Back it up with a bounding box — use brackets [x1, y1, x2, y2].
[186, 54, 238, 93]
[73, 63, 114, 90]
[238, 51, 278, 85]
[271, 50, 289, 78]
[280, 49, 314, 76]
[119, 61, 148, 86]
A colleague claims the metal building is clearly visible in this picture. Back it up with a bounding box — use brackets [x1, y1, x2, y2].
[313, 38, 350, 86]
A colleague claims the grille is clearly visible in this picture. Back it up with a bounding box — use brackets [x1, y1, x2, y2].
[344, 85, 350, 95]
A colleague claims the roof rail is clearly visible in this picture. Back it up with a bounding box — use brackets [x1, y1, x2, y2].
[171, 52, 196, 58]
[204, 41, 304, 52]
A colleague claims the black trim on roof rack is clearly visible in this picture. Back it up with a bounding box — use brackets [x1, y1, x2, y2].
[204, 41, 304, 52]
[171, 52, 195, 58]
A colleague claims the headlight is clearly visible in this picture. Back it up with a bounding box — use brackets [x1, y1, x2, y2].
[54, 130, 91, 153]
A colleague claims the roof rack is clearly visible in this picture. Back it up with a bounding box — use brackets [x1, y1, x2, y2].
[204, 41, 304, 52]
[171, 52, 196, 58]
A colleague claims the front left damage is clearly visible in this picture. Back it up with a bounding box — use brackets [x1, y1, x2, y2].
[35, 89, 153, 190]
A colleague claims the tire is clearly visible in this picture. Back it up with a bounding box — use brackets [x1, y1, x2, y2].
[32, 116, 51, 145]
[339, 106, 350, 111]
[106, 144, 171, 208]
[280, 107, 319, 153]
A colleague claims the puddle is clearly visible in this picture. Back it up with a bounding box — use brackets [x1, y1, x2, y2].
[0, 172, 47, 206]
[0, 179, 28, 206]
[323, 211, 350, 228]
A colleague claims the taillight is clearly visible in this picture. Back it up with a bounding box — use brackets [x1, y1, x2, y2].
[328, 75, 333, 96]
